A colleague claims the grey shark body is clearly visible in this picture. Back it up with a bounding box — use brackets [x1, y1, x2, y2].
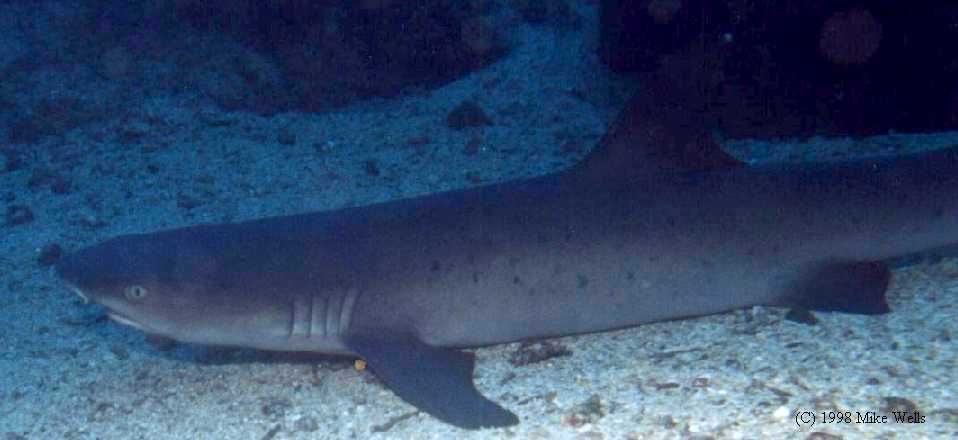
[55, 98, 958, 428]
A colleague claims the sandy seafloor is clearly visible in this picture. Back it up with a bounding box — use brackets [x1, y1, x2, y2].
[1, 2, 957, 439]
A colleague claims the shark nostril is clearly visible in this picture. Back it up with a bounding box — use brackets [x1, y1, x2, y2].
[54, 257, 72, 279]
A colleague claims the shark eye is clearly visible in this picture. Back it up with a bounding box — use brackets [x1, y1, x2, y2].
[123, 285, 149, 301]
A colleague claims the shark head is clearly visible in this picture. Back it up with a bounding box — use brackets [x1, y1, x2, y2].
[55, 230, 269, 345]
[56, 233, 194, 334]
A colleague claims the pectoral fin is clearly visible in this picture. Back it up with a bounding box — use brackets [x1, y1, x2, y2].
[345, 333, 518, 429]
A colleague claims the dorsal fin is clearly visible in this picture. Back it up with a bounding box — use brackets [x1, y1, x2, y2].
[573, 81, 743, 181]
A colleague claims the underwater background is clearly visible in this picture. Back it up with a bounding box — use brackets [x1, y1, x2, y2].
[1, 1, 956, 438]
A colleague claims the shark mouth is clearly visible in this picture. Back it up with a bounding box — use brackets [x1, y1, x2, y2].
[108, 312, 147, 331]
[53, 266, 90, 304]
[70, 286, 90, 304]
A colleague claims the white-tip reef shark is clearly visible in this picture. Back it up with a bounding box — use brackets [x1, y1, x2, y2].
[55, 93, 957, 429]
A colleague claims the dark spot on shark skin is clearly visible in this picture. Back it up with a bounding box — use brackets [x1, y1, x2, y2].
[626, 271, 635, 281]
[895, 193, 909, 205]
[513, 276, 522, 285]
[472, 272, 480, 283]
[536, 232, 550, 244]
[934, 207, 945, 218]
[576, 274, 589, 289]
[481, 205, 495, 218]
[430, 260, 441, 272]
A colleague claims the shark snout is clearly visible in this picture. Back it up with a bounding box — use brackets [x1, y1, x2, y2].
[54, 252, 84, 285]
[54, 252, 94, 303]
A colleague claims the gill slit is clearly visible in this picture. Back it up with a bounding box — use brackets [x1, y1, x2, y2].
[305, 293, 314, 339]
[324, 291, 339, 337]
[339, 287, 358, 335]
[309, 295, 327, 337]
[287, 297, 296, 339]
[288, 287, 360, 340]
